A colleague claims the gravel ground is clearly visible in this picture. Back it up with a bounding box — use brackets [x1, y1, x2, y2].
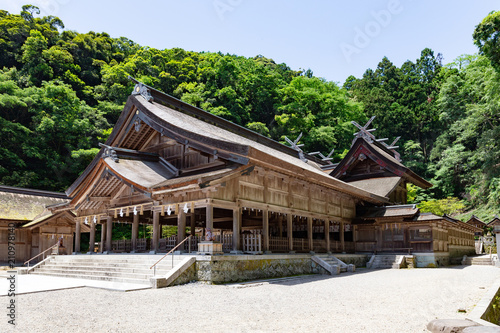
[2, 265, 499, 333]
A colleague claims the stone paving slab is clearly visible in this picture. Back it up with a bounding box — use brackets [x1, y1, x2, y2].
[0, 273, 149, 295]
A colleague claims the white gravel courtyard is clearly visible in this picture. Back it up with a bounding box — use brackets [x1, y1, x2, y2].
[2, 265, 500, 332]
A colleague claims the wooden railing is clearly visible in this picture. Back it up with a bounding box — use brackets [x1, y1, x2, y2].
[150, 235, 192, 276]
[24, 241, 60, 270]
[242, 234, 261, 253]
[158, 236, 177, 252]
[269, 236, 288, 252]
[293, 238, 308, 252]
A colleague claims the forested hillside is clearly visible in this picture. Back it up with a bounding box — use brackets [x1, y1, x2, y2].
[0, 5, 499, 220]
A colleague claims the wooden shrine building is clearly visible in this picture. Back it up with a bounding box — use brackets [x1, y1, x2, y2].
[0, 185, 86, 263]
[48, 79, 478, 263]
[466, 215, 486, 236]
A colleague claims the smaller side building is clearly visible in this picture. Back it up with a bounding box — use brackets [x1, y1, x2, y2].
[0, 185, 86, 264]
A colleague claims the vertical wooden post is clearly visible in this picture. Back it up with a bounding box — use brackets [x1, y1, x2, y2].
[177, 210, 186, 252]
[131, 213, 139, 253]
[287, 213, 293, 253]
[88, 220, 96, 254]
[74, 220, 81, 254]
[353, 225, 357, 253]
[232, 207, 241, 252]
[100, 221, 106, 253]
[308, 217, 313, 252]
[278, 214, 283, 238]
[325, 220, 330, 253]
[151, 211, 160, 254]
[263, 209, 270, 253]
[106, 216, 112, 253]
[206, 204, 214, 230]
[340, 221, 345, 253]
[190, 206, 195, 236]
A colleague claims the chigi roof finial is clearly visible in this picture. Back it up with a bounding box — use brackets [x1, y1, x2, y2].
[285, 133, 307, 162]
[351, 116, 401, 162]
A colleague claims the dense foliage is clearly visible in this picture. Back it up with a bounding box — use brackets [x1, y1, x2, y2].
[0, 6, 499, 220]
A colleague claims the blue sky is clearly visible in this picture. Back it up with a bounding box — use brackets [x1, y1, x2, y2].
[2, 0, 498, 84]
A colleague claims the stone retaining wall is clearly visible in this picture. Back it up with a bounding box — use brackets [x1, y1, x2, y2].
[196, 255, 313, 284]
[414, 253, 450, 267]
[335, 254, 370, 267]
[449, 245, 477, 264]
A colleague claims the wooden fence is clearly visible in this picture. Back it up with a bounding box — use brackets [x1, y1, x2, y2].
[242, 234, 262, 253]
[269, 236, 288, 252]
[158, 236, 177, 252]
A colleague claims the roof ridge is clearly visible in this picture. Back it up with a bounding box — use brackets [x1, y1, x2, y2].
[0, 185, 68, 199]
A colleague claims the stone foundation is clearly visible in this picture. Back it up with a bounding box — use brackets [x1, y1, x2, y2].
[449, 245, 477, 265]
[196, 254, 313, 284]
[335, 254, 370, 267]
[414, 253, 450, 267]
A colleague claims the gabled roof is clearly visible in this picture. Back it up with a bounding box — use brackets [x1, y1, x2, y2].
[466, 215, 486, 227]
[348, 176, 402, 198]
[0, 185, 69, 221]
[330, 137, 432, 190]
[488, 215, 500, 226]
[64, 80, 390, 211]
[22, 210, 88, 231]
[358, 204, 418, 220]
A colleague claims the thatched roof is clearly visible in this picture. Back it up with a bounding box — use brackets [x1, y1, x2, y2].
[0, 186, 69, 221]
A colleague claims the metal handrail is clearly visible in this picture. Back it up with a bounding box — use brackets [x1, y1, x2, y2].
[24, 241, 59, 268]
[150, 235, 192, 276]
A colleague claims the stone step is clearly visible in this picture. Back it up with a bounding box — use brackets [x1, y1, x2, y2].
[35, 268, 162, 280]
[41, 264, 172, 275]
[30, 271, 151, 285]
[45, 260, 178, 269]
[52, 257, 186, 264]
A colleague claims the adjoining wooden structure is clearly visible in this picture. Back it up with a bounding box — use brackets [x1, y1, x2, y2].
[466, 215, 486, 236]
[0, 185, 87, 262]
[354, 206, 479, 255]
[487, 215, 500, 227]
[46, 79, 478, 262]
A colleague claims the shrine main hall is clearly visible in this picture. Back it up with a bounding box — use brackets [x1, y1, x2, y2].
[5, 78, 479, 284]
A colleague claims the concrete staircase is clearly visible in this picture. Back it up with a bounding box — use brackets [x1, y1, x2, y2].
[462, 255, 494, 266]
[29, 254, 189, 285]
[367, 255, 404, 269]
[312, 254, 355, 275]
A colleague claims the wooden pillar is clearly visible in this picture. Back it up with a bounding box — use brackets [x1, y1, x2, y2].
[177, 210, 186, 252]
[287, 213, 293, 253]
[353, 225, 357, 253]
[100, 221, 106, 253]
[106, 216, 112, 253]
[340, 221, 345, 253]
[151, 211, 160, 254]
[190, 210, 196, 236]
[206, 204, 214, 230]
[232, 207, 241, 252]
[263, 209, 270, 253]
[308, 217, 313, 252]
[88, 220, 96, 254]
[325, 220, 330, 253]
[74, 220, 81, 254]
[26, 229, 32, 259]
[131, 213, 139, 253]
[278, 215, 283, 238]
